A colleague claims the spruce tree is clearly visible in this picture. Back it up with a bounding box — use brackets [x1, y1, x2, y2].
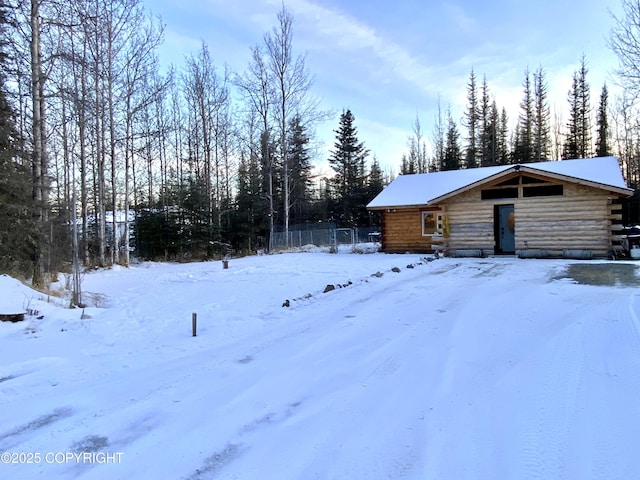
[0, 95, 35, 276]
[562, 72, 581, 159]
[498, 108, 510, 165]
[563, 56, 592, 159]
[577, 57, 593, 157]
[513, 68, 534, 164]
[405, 141, 419, 174]
[328, 109, 369, 225]
[367, 155, 385, 202]
[479, 76, 492, 166]
[533, 66, 551, 162]
[443, 108, 462, 171]
[287, 114, 313, 225]
[234, 151, 266, 252]
[400, 153, 414, 175]
[484, 101, 500, 166]
[595, 83, 611, 157]
[0, 2, 36, 277]
[463, 69, 480, 169]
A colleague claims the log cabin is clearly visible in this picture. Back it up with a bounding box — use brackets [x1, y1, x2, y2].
[367, 157, 633, 258]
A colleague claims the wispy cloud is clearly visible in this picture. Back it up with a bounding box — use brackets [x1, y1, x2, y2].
[149, 0, 621, 168]
[443, 2, 477, 34]
[285, 0, 446, 96]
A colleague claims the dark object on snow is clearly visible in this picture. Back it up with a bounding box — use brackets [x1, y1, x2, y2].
[323, 284, 335, 293]
[282, 299, 290, 307]
[1, 313, 25, 322]
[406, 264, 414, 269]
[370, 271, 383, 278]
[391, 267, 401, 273]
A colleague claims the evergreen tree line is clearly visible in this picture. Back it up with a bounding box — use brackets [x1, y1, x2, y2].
[400, 58, 612, 175]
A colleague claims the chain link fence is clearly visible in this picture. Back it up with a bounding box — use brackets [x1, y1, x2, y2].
[270, 223, 380, 252]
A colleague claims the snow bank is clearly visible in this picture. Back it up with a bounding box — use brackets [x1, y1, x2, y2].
[0, 275, 33, 314]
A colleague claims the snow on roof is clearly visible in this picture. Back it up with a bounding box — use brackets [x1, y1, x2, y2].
[527, 156, 629, 189]
[367, 157, 631, 209]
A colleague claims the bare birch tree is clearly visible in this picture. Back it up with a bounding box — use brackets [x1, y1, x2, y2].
[610, 0, 640, 101]
[430, 96, 445, 172]
[235, 44, 276, 248]
[29, 0, 48, 284]
[182, 42, 231, 249]
[264, 5, 314, 245]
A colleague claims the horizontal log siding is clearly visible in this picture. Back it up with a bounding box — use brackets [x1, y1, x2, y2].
[440, 181, 618, 256]
[514, 186, 611, 254]
[381, 208, 434, 253]
[378, 173, 626, 256]
[443, 187, 495, 251]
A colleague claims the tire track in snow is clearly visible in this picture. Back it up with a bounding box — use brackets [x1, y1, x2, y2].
[0, 407, 75, 451]
[230, 264, 461, 480]
[235, 259, 446, 365]
[625, 293, 640, 354]
[291, 321, 433, 479]
[586, 292, 640, 480]
[172, 267, 438, 479]
[602, 292, 640, 375]
[586, 328, 620, 480]
[522, 323, 584, 480]
[9, 258, 600, 479]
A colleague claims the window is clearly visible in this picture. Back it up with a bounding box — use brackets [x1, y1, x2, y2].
[422, 211, 442, 236]
[496, 177, 520, 186]
[481, 187, 518, 200]
[521, 175, 546, 184]
[481, 175, 564, 200]
[523, 185, 563, 197]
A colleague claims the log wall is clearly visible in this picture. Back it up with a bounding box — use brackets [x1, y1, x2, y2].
[379, 175, 626, 256]
[441, 181, 620, 256]
[381, 207, 435, 253]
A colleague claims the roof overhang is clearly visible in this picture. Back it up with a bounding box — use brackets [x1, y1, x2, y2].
[428, 164, 634, 204]
[368, 203, 433, 211]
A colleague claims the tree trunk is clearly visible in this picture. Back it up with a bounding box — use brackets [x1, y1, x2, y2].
[108, 37, 119, 265]
[30, 0, 46, 286]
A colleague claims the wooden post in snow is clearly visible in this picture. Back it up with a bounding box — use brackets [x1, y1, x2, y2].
[192, 312, 197, 337]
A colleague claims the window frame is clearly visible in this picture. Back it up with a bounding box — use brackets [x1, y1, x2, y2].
[422, 210, 443, 236]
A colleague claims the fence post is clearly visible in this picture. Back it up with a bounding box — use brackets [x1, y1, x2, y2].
[192, 312, 197, 337]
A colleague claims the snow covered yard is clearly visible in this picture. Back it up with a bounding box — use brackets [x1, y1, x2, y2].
[1, 252, 640, 479]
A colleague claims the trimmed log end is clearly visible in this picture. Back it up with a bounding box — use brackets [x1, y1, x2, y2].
[0, 313, 25, 323]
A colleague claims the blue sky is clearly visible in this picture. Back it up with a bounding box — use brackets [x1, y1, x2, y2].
[144, 0, 623, 173]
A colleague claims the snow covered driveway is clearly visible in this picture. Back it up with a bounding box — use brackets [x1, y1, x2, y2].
[1, 254, 640, 479]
